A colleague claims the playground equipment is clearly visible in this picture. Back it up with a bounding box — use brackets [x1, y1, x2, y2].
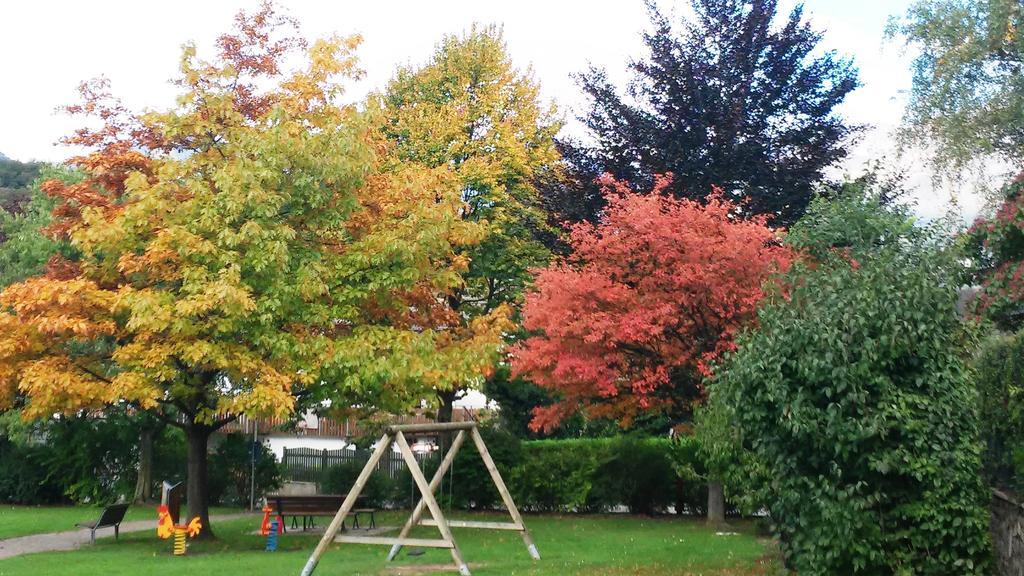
[299, 421, 539, 576]
[266, 519, 280, 551]
[157, 504, 202, 555]
[260, 504, 284, 536]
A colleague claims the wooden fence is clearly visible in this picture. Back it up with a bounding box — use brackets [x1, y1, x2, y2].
[281, 446, 432, 483]
[992, 489, 1024, 576]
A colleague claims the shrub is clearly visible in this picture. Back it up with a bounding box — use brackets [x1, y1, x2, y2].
[588, 437, 676, 514]
[510, 437, 695, 514]
[0, 439, 64, 504]
[712, 192, 992, 574]
[320, 460, 392, 508]
[512, 439, 603, 512]
[40, 414, 140, 504]
[209, 433, 282, 507]
[447, 424, 522, 510]
[974, 331, 1024, 495]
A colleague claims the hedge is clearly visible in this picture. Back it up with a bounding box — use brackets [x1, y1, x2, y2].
[322, 429, 714, 515]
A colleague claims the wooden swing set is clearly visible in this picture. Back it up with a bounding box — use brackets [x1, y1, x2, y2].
[299, 421, 540, 576]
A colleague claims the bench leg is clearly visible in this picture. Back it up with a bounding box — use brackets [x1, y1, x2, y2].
[352, 513, 360, 530]
[115, 524, 119, 540]
[369, 512, 375, 530]
[90, 528, 96, 545]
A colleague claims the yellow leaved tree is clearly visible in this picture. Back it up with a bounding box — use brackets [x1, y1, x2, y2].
[379, 25, 562, 425]
[0, 5, 505, 536]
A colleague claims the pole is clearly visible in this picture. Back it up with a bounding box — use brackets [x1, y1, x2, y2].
[250, 418, 257, 511]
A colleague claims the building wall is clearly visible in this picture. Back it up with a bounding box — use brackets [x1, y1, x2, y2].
[265, 435, 351, 461]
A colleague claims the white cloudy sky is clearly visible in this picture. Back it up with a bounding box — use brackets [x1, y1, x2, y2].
[0, 0, 988, 221]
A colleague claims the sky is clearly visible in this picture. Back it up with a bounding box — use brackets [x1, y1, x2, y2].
[0, 0, 983, 221]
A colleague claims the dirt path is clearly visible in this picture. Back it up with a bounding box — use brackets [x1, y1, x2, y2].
[0, 513, 255, 560]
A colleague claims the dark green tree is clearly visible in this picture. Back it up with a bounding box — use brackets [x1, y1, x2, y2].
[556, 0, 860, 226]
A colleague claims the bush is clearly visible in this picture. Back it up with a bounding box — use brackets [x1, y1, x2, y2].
[512, 440, 603, 512]
[509, 437, 694, 514]
[974, 331, 1024, 495]
[209, 433, 282, 507]
[41, 414, 140, 504]
[447, 424, 522, 510]
[0, 439, 64, 504]
[588, 437, 676, 514]
[320, 460, 392, 508]
[712, 192, 992, 574]
[388, 424, 523, 510]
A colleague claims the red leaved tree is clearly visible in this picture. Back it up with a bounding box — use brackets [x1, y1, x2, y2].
[512, 174, 792, 520]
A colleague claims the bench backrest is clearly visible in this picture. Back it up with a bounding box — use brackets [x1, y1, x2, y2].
[162, 481, 183, 525]
[269, 494, 347, 515]
[96, 503, 130, 527]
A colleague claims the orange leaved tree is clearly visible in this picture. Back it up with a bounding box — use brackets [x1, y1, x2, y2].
[512, 175, 792, 521]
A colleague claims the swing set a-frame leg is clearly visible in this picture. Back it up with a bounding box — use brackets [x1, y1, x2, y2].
[300, 432, 393, 576]
[394, 431, 471, 576]
[469, 426, 541, 560]
[387, 429, 467, 561]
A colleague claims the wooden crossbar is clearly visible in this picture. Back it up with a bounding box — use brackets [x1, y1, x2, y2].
[335, 535, 453, 548]
[387, 421, 477, 433]
[420, 519, 523, 530]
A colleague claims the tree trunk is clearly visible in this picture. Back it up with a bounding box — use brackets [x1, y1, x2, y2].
[707, 480, 726, 527]
[186, 424, 215, 539]
[133, 428, 153, 504]
[436, 388, 458, 453]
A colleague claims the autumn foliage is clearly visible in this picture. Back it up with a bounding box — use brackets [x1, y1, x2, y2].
[0, 4, 507, 535]
[512, 175, 793, 432]
[968, 172, 1024, 330]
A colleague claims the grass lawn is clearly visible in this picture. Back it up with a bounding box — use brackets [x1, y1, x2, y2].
[0, 504, 244, 540]
[0, 511, 779, 575]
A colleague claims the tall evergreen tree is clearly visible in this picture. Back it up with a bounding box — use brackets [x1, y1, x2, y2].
[556, 0, 860, 226]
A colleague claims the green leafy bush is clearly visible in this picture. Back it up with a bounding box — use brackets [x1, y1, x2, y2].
[0, 439, 64, 504]
[974, 331, 1024, 494]
[447, 424, 522, 509]
[509, 437, 690, 514]
[712, 192, 992, 574]
[320, 460, 392, 508]
[588, 437, 676, 514]
[512, 439, 604, 512]
[208, 433, 282, 507]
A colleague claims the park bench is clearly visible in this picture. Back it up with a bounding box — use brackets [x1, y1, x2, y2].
[75, 503, 130, 545]
[268, 494, 375, 532]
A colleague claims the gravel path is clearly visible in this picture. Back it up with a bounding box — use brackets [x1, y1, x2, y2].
[0, 513, 255, 560]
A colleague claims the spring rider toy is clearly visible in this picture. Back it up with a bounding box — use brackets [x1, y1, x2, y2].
[157, 504, 202, 555]
[260, 504, 284, 551]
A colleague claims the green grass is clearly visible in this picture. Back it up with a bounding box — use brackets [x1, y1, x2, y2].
[0, 511, 779, 575]
[0, 504, 244, 539]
